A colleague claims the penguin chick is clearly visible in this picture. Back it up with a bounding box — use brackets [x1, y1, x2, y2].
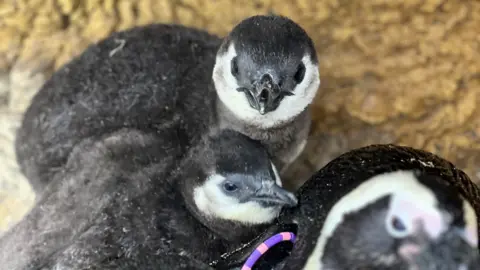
[214, 15, 320, 174]
[213, 15, 319, 125]
[186, 128, 298, 226]
[278, 144, 480, 270]
[16, 15, 318, 194]
[0, 128, 297, 270]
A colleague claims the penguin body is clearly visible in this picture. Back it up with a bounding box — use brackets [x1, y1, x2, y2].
[16, 23, 220, 193]
[218, 144, 480, 270]
[16, 15, 320, 193]
[1, 128, 297, 270]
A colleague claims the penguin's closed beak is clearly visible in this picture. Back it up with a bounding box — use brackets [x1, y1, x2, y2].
[255, 74, 281, 115]
[252, 182, 298, 208]
[399, 226, 480, 269]
[237, 74, 293, 115]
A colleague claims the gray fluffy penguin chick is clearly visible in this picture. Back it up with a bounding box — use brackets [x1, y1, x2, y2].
[278, 144, 480, 270]
[0, 128, 297, 270]
[15, 15, 320, 194]
[213, 15, 320, 174]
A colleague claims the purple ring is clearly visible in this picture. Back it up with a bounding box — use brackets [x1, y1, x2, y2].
[241, 232, 296, 270]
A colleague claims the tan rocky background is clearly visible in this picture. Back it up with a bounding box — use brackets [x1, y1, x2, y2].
[1, 0, 480, 233]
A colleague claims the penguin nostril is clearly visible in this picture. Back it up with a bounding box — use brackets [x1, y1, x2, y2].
[259, 89, 269, 101]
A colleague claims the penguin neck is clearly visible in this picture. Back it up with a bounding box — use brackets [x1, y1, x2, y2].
[215, 95, 299, 132]
[208, 215, 271, 244]
[212, 216, 302, 269]
[188, 195, 271, 243]
[191, 207, 277, 268]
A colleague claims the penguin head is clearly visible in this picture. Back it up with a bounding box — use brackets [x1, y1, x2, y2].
[212, 15, 320, 128]
[186, 129, 298, 225]
[301, 170, 479, 270]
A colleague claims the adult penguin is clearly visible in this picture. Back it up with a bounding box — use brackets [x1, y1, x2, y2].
[215, 144, 480, 270]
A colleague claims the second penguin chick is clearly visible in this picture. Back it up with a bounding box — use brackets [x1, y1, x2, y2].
[0, 128, 297, 270]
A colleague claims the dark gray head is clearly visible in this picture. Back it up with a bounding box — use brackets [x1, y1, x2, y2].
[213, 15, 320, 128]
[186, 129, 298, 225]
[300, 170, 478, 270]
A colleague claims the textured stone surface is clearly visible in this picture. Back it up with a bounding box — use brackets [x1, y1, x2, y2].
[1, 0, 480, 232]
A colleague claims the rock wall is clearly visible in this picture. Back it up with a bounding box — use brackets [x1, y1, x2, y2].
[1, 0, 480, 230]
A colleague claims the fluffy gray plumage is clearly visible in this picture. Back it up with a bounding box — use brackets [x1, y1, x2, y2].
[15, 15, 320, 194]
[1, 128, 297, 270]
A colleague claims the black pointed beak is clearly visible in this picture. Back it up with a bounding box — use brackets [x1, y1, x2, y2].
[237, 74, 293, 115]
[252, 182, 298, 208]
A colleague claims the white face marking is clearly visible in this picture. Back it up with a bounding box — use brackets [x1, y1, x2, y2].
[291, 139, 308, 164]
[463, 200, 478, 247]
[302, 170, 451, 270]
[212, 43, 321, 129]
[280, 139, 308, 175]
[271, 162, 282, 187]
[193, 174, 280, 224]
[386, 191, 450, 240]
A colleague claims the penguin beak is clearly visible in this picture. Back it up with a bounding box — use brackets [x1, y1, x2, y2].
[252, 182, 298, 208]
[237, 74, 293, 115]
[399, 227, 480, 268]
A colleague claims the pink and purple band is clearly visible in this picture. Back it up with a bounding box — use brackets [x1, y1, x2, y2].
[241, 232, 297, 270]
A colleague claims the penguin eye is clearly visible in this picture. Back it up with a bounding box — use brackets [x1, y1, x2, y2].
[231, 57, 239, 77]
[387, 215, 409, 238]
[392, 217, 406, 231]
[223, 182, 238, 192]
[293, 63, 306, 84]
